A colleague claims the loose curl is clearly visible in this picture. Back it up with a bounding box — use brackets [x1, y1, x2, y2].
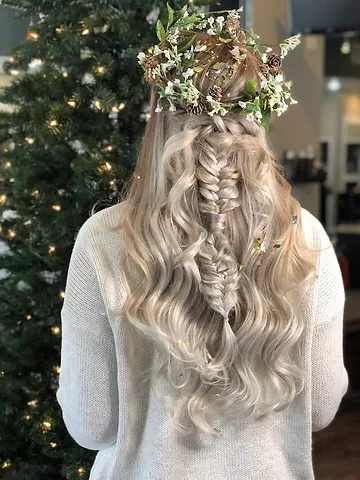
[116, 32, 317, 437]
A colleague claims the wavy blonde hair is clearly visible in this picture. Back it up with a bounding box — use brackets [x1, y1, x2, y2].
[117, 32, 317, 437]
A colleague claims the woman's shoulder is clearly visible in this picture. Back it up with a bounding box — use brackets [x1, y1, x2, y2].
[300, 207, 332, 251]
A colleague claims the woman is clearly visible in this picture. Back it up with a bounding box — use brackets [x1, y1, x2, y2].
[56, 7, 348, 480]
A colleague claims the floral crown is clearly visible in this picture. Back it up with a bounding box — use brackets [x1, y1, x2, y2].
[138, 4, 301, 130]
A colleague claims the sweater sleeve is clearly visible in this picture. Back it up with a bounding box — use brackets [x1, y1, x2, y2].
[311, 219, 348, 432]
[56, 218, 119, 450]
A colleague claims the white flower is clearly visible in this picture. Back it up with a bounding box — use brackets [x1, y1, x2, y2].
[0, 241, 11, 257]
[207, 28, 216, 36]
[184, 46, 194, 60]
[165, 81, 175, 95]
[183, 68, 195, 80]
[275, 84, 282, 93]
[266, 47, 273, 53]
[208, 17, 215, 26]
[261, 53, 268, 63]
[146, 6, 160, 25]
[153, 45, 162, 56]
[261, 79, 268, 90]
[290, 98, 298, 105]
[174, 79, 181, 86]
[255, 111, 263, 120]
[82, 73, 96, 85]
[169, 102, 177, 112]
[231, 46, 240, 57]
[275, 74, 284, 82]
[2, 209, 19, 221]
[17, 280, 31, 291]
[246, 113, 255, 122]
[220, 107, 228, 116]
[195, 42, 207, 52]
[0, 268, 11, 280]
[184, 10, 189, 18]
[238, 101, 247, 108]
[155, 103, 163, 113]
[137, 52, 146, 62]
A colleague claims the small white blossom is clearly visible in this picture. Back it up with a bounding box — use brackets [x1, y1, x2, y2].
[184, 45, 194, 60]
[153, 45, 162, 56]
[266, 47, 273, 53]
[231, 46, 240, 57]
[238, 101, 247, 108]
[155, 104, 163, 113]
[207, 28, 216, 36]
[246, 113, 255, 122]
[184, 10, 189, 18]
[169, 102, 177, 112]
[261, 53, 268, 63]
[275, 74, 284, 82]
[255, 111, 263, 120]
[290, 98, 298, 105]
[137, 52, 146, 62]
[208, 17, 215, 26]
[183, 68, 194, 80]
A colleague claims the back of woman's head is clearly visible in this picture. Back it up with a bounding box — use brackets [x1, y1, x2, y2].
[118, 8, 316, 438]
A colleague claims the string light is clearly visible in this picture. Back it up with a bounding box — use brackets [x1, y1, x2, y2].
[0, 194, 7, 205]
[9, 178, 15, 183]
[10, 69, 19, 76]
[50, 442, 57, 448]
[27, 400, 38, 407]
[111, 106, 119, 113]
[8, 230, 16, 239]
[1, 460, 11, 469]
[49, 120, 58, 127]
[31, 189, 39, 197]
[48, 245, 56, 254]
[68, 99, 76, 108]
[63, 72, 69, 78]
[26, 315, 32, 320]
[28, 32, 39, 40]
[77, 467, 85, 476]
[96, 66, 105, 74]
[24, 415, 31, 420]
[93, 100, 102, 110]
[42, 421, 52, 431]
[4, 161, 11, 168]
[0, 372, 4, 376]
[56, 27, 63, 33]
[53, 365, 61, 374]
[51, 326, 61, 335]
[104, 145, 113, 152]
[118, 102, 126, 110]
[82, 28, 90, 35]
[109, 180, 115, 186]
[9, 56, 15, 63]
[104, 162, 112, 171]
[25, 137, 35, 144]
[60, 291, 65, 300]
[52, 205, 61, 211]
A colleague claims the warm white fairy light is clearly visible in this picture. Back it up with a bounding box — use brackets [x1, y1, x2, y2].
[4, 161, 11, 168]
[9, 178, 15, 183]
[9, 56, 15, 63]
[48, 245, 56, 254]
[26, 315, 32, 320]
[104, 162, 112, 171]
[53, 365, 61, 374]
[25, 137, 35, 144]
[96, 66, 105, 74]
[68, 99, 76, 108]
[8, 230, 16, 239]
[111, 106, 119, 112]
[1, 460, 11, 469]
[42, 421, 52, 431]
[31, 189, 39, 197]
[93, 100, 102, 110]
[104, 145, 113, 152]
[10, 69, 19, 76]
[60, 291, 65, 300]
[0, 372, 4, 376]
[77, 467, 85, 476]
[0, 194, 7, 205]
[109, 180, 115, 186]
[29, 32, 39, 40]
[118, 102, 126, 110]
[49, 120, 58, 127]
[50, 442, 57, 448]
[24, 415, 31, 420]
[51, 326, 61, 335]
[56, 27, 63, 33]
[63, 72, 69, 78]
[52, 205, 61, 211]
[82, 28, 90, 35]
[27, 399, 38, 407]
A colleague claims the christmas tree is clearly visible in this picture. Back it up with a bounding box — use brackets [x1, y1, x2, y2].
[0, 1, 214, 479]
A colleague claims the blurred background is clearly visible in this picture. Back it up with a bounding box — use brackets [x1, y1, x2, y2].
[0, 0, 359, 479]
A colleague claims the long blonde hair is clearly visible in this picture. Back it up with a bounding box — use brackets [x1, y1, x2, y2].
[117, 31, 316, 437]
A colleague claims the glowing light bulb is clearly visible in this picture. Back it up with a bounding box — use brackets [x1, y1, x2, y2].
[104, 162, 112, 171]
[9, 56, 15, 63]
[10, 69, 19, 76]
[53, 365, 61, 374]
[118, 102, 126, 110]
[26, 315, 32, 320]
[56, 27, 63, 33]
[137, 175, 141, 179]
[60, 291, 65, 300]
[63, 72, 69, 78]
[8, 230, 16, 239]
[30, 32, 39, 40]
[109, 180, 115, 186]
[42, 421, 52, 431]
[4, 161, 11, 168]
[52, 205, 61, 211]
[27, 399, 38, 407]
[77, 467, 85, 476]
[25, 137, 35, 144]
[50, 442, 57, 448]
[82, 28, 90, 35]
[340, 39, 351, 55]
[48, 245, 56, 254]
[0, 372, 4, 376]
[93, 100, 102, 110]
[9, 178, 15, 183]
[49, 120, 58, 127]
[68, 100, 76, 107]
[0, 194, 7, 205]
[96, 66, 105, 74]
[24, 415, 31, 420]
[52, 326, 61, 335]
[104, 145, 113, 152]
[111, 106, 119, 113]
[2, 460, 11, 469]
[31, 189, 39, 197]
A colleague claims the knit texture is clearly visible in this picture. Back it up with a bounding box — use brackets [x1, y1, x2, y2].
[56, 202, 348, 480]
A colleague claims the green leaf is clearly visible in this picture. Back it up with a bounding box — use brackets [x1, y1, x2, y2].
[244, 79, 257, 98]
[178, 34, 196, 53]
[174, 13, 201, 29]
[156, 20, 166, 42]
[166, 3, 174, 29]
[261, 109, 271, 131]
[173, 5, 188, 24]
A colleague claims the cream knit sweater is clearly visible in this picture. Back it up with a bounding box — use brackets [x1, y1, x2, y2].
[56, 202, 348, 480]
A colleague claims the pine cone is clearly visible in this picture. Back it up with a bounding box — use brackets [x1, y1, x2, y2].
[226, 16, 242, 37]
[259, 63, 270, 78]
[187, 102, 204, 116]
[208, 85, 223, 101]
[232, 30, 247, 47]
[267, 53, 282, 73]
[141, 55, 159, 84]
